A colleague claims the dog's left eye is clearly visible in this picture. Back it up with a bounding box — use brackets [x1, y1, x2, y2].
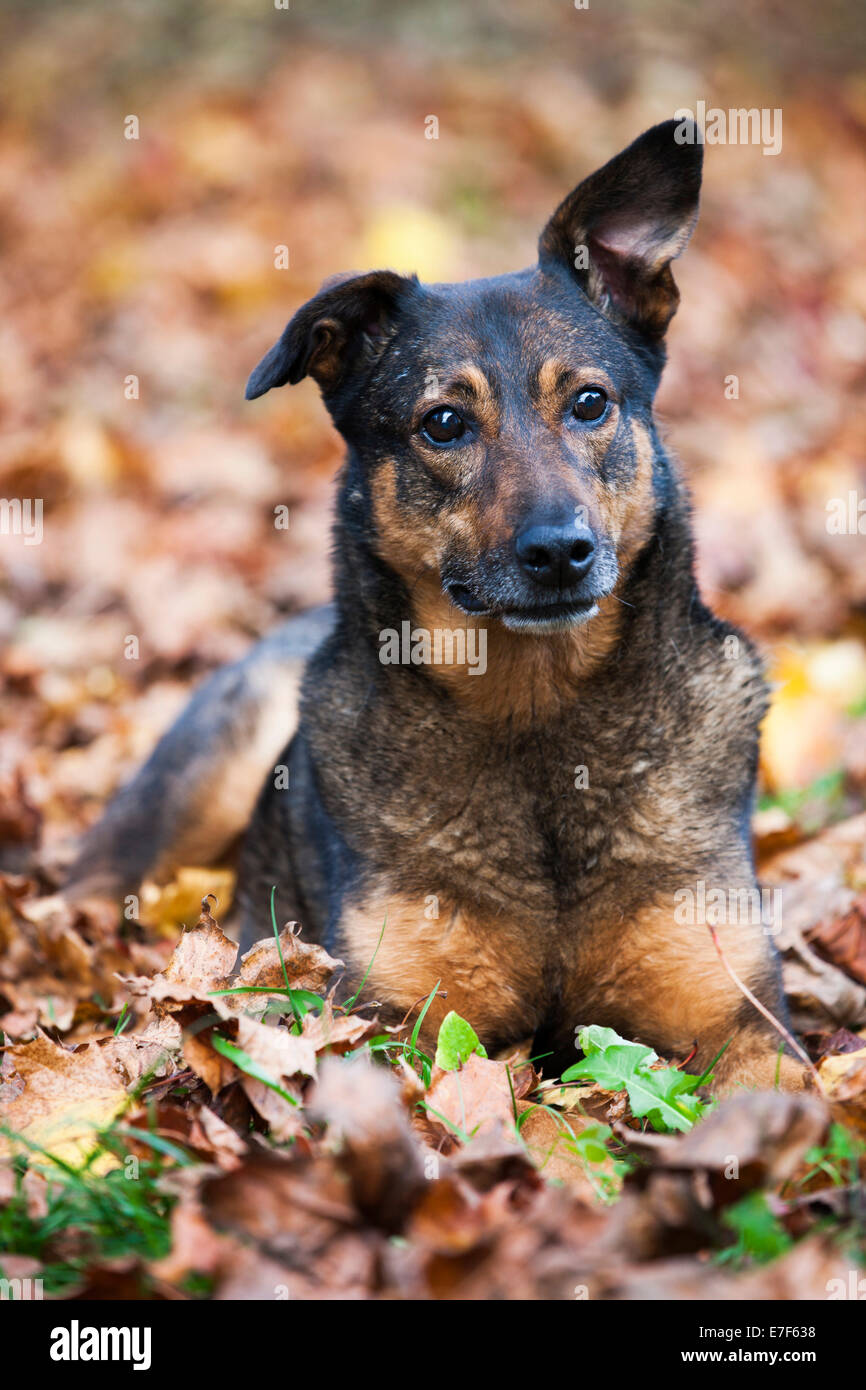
[572, 387, 608, 422]
[420, 407, 466, 444]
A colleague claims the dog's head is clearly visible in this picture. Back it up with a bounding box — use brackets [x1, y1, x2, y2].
[248, 120, 701, 635]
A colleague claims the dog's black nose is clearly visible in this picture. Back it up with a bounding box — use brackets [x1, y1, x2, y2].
[514, 521, 596, 589]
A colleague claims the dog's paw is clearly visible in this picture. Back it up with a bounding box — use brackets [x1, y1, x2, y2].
[711, 1047, 807, 1096]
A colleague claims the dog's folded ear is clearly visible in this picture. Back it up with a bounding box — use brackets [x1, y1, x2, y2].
[539, 119, 702, 342]
[246, 269, 415, 400]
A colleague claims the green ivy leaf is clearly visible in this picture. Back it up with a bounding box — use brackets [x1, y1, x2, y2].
[561, 1024, 711, 1133]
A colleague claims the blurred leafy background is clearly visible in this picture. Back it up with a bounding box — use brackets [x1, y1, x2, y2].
[0, 0, 865, 864]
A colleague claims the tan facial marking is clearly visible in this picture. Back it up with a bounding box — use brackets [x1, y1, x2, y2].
[532, 359, 617, 430]
[600, 418, 656, 567]
[370, 458, 441, 584]
[411, 571, 624, 723]
[423, 363, 499, 437]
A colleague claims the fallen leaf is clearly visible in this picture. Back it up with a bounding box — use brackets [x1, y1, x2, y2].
[807, 892, 866, 984]
[425, 1053, 516, 1142]
[0, 1031, 130, 1170]
[160, 896, 237, 993]
[238, 923, 343, 994]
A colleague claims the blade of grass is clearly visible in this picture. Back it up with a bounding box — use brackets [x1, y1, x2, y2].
[110, 1124, 196, 1167]
[210, 1034, 299, 1106]
[417, 1100, 473, 1144]
[694, 1037, 733, 1089]
[270, 886, 303, 1026]
[408, 980, 441, 1063]
[341, 913, 387, 1012]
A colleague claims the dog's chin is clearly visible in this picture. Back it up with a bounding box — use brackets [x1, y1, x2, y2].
[499, 599, 600, 633]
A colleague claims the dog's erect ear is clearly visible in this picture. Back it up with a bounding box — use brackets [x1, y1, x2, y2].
[538, 119, 702, 341]
[245, 269, 414, 400]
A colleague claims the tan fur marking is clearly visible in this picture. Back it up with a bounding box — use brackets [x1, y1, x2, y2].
[371, 459, 441, 583]
[570, 893, 805, 1092]
[447, 363, 499, 434]
[533, 360, 616, 429]
[341, 891, 542, 1044]
[600, 418, 656, 567]
[340, 886, 803, 1093]
[413, 572, 625, 722]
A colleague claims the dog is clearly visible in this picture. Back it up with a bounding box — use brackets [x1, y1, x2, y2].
[69, 120, 803, 1091]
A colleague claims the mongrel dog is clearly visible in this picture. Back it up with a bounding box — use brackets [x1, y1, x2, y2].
[71, 120, 804, 1091]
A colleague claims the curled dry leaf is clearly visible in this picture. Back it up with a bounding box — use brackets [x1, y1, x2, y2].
[235, 1014, 316, 1081]
[238, 922, 343, 994]
[807, 892, 866, 986]
[160, 895, 238, 993]
[300, 997, 379, 1055]
[230, 1015, 315, 1142]
[644, 1090, 829, 1187]
[447, 1130, 539, 1195]
[761, 813, 866, 1031]
[0, 884, 134, 1039]
[818, 1045, 866, 1139]
[126, 1099, 245, 1169]
[603, 1091, 831, 1263]
[407, 1174, 490, 1255]
[182, 1030, 238, 1098]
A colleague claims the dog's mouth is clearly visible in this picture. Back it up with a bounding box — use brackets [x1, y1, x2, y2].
[445, 583, 490, 615]
[499, 597, 599, 632]
[445, 582, 599, 632]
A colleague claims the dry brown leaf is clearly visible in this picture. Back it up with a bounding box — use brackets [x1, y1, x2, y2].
[97, 1015, 180, 1085]
[807, 892, 866, 985]
[300, 999, 378, 1055]
[311, 1055, 425, 1230]
[761, 814, 866, 1030]
[235, 1014, 317, 1081]
[160, 896, 238, 993]
[0, 1031, 130, 1169]
[182, 1030, 237, 1096]
[818, 1046, 866, 1138]
[425, 1054, 517, 1142]
[642, 1090, 828, 1186]
[238, 923, 343, 994]
[238, 1077, 304, 1142]
[149, 1198, 237, 1285]
[519, 1105, 613, 1202]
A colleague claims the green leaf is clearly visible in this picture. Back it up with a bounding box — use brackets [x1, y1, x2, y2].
[623, 1065, 706, 1134]
[719, 1191, 793, 1264]
[434, 1010, 488, 1071]
[560, 1024, 711, 1133]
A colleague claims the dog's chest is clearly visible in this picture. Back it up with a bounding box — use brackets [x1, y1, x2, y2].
[347, 696, 685, 925]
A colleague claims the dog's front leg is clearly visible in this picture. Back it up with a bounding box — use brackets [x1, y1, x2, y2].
[570, 892, 806, 1094]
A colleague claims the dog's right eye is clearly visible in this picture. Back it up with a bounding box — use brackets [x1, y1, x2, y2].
[420, 407, 466, 444]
